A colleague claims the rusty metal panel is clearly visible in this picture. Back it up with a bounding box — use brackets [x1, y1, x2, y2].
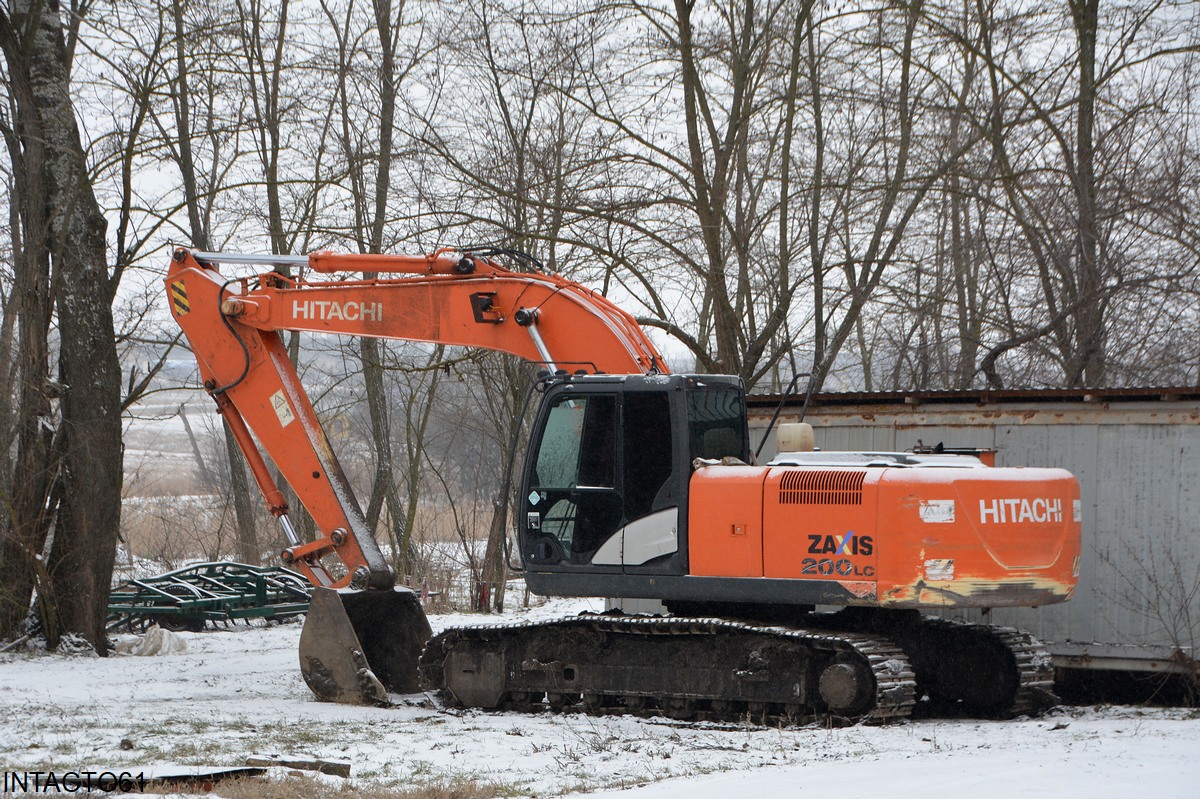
[804, 423, 897, 453]
[748, 397, 1200, 666]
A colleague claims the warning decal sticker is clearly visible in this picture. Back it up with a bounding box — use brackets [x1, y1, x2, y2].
[919, 499, 956, 523]
[170, 280, 190, 316]
[271, 390, 295, 427]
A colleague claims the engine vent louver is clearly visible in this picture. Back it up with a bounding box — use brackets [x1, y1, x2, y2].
[779, 470, 865, 505]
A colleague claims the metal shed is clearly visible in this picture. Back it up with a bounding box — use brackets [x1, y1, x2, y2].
[746, 386, 1200, 675]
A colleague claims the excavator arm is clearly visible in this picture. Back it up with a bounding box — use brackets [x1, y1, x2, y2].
[164, 246, 666, 703]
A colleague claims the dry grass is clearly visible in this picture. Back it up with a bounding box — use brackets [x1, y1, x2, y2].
[118, 488, 488, 562]
[117, 462, 502, 610]
[118, 494, 250, 568]
[123, 463, 209, 498]
[146, 774, 519, 798]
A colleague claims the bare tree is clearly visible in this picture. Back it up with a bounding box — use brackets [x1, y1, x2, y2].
[0, 0, 123, 651]
[526, 0, 821, 386]
[964, 0, 1200, 388]
[149, 0, 264, 563]
[316, 0, 440, 575]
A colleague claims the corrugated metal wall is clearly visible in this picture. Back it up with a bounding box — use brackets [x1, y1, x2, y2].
[749, 400, 1200, 663]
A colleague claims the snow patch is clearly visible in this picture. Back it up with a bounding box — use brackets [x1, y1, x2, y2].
[0, 599, 1196, 798]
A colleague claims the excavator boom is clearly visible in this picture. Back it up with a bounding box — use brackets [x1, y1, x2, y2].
[186, 248, 663, 377]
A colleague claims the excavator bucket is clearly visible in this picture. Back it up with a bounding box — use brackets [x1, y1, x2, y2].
[298, 586, 433, 704]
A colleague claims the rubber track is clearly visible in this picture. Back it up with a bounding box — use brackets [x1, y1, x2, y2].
[419, 614, 916, 726]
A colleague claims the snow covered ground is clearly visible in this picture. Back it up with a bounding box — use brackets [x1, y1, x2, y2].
[1, 598, 1197, 797]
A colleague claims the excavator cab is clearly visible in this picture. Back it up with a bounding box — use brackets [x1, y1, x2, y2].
[519, 374, 747, 586]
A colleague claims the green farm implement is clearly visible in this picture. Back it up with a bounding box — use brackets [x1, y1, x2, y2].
[107, 562, 311, 632]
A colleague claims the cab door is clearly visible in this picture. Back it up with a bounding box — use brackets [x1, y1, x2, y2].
[521, 392, 623, 568]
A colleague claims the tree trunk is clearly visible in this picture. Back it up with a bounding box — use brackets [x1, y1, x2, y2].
[355, 0, 414, 576]
[168, 0, 262, 565]
[0, 178, 54, 639]
[1068, 0, 1104, 386]
[224, 428, 260, 564]
[0, 0, 123, 652]
[479, 498, 508, 613]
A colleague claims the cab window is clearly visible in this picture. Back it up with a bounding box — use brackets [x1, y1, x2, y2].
[687, 388, 747, 461]
[527, 394, 620, 565]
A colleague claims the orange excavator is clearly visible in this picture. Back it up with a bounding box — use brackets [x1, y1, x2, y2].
[166, 246, 1081, 723]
